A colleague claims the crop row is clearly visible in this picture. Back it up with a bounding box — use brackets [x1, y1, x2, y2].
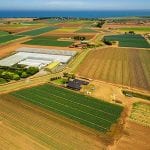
[11, 84, 123, 133]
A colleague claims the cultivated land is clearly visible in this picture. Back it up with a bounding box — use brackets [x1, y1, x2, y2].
[0, 94, 107, 150]
[18, 26, 58, 36]
[0, 35, 24, 44]
[0, 23, 45, 34]
[119, 27, 150, 33]
[24, 36, 73, 47]
[0, 31, 9, 36]
[111, 120, 150, 150]
[1, 17, 150, 150]
[76, 28, 97, 33]
[11, 84, 123, 133]
[51, 27, 79, 33]
[104, 34, 150, 48]
[130, 102, 150, 127]
[77, 47, 150, 91]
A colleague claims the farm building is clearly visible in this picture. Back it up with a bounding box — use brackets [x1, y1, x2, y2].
[0, 47, 77, 69]
[45, 61, 60, 72]
[67, 79, 89, 91]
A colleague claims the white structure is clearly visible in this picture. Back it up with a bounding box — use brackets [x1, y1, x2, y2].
[17, 47, 77, 56]
[0, 47, 77, 69]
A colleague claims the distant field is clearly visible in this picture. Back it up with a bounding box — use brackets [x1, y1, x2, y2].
[104, 34, 150, 48]
[120, 27, 150, 32]
[130, 102, 150, 127]
[0, 35, 24, 44]
[18, 26, 58, 36]
[24, 36, 73, 47]
[52, 27, 79, 33]
[76, 28, 97, 33]
[11, 84, 123, 133]
[0, 31, 9, 36]
[77, 48, 150, 91]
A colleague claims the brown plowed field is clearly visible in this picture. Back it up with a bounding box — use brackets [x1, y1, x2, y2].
[77, 48, 150, 91]
[0, 95, 107, 150]
[110, 120, 150, 150]
[0, 25, 44, 34]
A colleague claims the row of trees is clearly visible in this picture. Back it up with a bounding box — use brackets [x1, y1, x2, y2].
[96, 20, 105, 28]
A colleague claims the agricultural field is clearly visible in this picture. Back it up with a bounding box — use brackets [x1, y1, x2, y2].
[0, 23, 45, 34]
[76, 28, 97, 33]
[0, 31, 9, 36]
[113, 120, 150, 150]
[11, 84, 123, 133]
[0, 94, 106, 150]
[119, 27, 150, 33]
[0, 34, 24, 44]
[77, 48, 150, 91]
[18, 26, 58, 36]
[104, 34, 150, 48]
[24, 36, 73, 47]
[51, 27, 79, 33]
[130, 102, 150, 127]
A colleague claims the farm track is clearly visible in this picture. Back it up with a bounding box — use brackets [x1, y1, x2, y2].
[77, 47, 150, 91]
[0, 95, 106, 150]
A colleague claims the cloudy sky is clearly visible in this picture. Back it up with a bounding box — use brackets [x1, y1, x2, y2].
[0, 0, 150, 11]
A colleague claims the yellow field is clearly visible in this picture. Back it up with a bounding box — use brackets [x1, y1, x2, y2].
[51, 27, 80, 33]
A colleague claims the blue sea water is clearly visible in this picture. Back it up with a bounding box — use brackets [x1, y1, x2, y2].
[0, 10, 150, 18]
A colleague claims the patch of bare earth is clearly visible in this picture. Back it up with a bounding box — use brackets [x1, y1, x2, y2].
[0, 37, 32, 58]
[108, 120, 150, 150]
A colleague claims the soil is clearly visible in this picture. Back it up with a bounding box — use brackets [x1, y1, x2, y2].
[108, 120, 150, 150]
[0, 95, 107, 150]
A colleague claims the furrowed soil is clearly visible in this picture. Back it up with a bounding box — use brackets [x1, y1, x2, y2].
[0, 95, 107, 150]
[109, 120, 150, 150]
[77, 47, 150, 91]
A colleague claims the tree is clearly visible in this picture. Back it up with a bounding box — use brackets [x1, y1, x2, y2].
[103, 39, 112, 45]
[13, 74, 20, 80]
[96, 20, 105, 28]
[26, 67, 39, 75]
[129, 31, 135, 35]
[21, 72, 29, 78]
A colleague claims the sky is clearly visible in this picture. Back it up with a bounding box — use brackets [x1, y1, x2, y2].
[0, 0, 150, 11]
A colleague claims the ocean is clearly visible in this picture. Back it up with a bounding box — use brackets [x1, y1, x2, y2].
[0, 10, 150, 18]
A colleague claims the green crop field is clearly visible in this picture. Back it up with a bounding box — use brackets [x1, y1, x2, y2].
[0, 31, 9, 36]
[104, 34, 150, 48]
[130, 102, 150, 127]
[0, 35, 24, 44]
[76, 28, 97, 33]
[24, 36, 73, 47]
[11, 84, 123, 133]
[18, 26, 58, 36]
[120, 27, 150, 32]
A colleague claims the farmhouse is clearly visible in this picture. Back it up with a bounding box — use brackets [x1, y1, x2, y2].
[0, 47, 77, 69]
[67, 79, 89, 91]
